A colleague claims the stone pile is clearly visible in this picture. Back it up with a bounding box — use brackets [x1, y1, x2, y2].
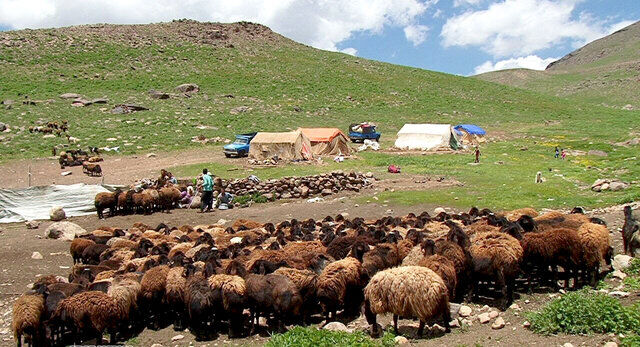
[591, 178, 630, 192]
[224, 171, 374, 200]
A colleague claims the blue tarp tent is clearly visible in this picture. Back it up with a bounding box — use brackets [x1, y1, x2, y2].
[454, 124, 486, 135]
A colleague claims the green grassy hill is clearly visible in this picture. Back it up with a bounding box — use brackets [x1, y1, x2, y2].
[0, 20, 638, 209]
[476, 21, 640, 109]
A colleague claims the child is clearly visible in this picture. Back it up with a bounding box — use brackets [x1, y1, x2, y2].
[561, 149, 566, 160]
[554, 146, 559, 159]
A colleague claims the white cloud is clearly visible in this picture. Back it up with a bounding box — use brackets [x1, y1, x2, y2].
[473, 55, 559, 74]
[404, 24, 429, 46]
[340, 47, 358, 56]
[432, 9, 443, 18]
[454, 0, 483, 7]
[0, 0, 434, 52]
[441, 0, 633, 57]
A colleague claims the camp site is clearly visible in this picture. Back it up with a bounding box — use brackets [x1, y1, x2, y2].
[0, 12, 639, 347]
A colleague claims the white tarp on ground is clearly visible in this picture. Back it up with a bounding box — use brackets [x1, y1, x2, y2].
[0, 184, 114, 223]
[394, 124, 453, 150]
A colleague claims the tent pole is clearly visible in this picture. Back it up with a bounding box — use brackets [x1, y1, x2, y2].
[28, 165, 31, 187]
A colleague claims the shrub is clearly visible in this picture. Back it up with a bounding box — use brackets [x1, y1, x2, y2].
[266, 326, 396, 347]
[525, 289, 640, 335]
[620, 334, 640, 347]
[234, 192, 269, 206]
[623, 258, 640, 276]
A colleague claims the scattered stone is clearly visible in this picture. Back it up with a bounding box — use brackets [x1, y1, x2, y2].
[175, 83, 199, 93]
[59, 93, 83, 99]
[459, 305, 472, 317]
[449, 319, 460, 328]
[608, 291, 630, 298]
[149, 90, 170, 99]
[150, 344, 163, 347]
[394, 336, 409, 345]
[323, 322, 350, 332]
[481, 305, 490, 311]
[146, 153, 157, 158]
[525, 300, 530, 304]
[230, 106, 251, 114]
[31, 252, 43, 260]
[615, 138, 640, 147]
[489, 310, 499, 319]
[588, 150, 608, 157]
[171, 334, 184, 341]
[45, 221, 87, 241]
[611, 270, 627, 280]
[563, 343, 574, 347]
[25, 221, 40, 229]
[0, 123, 6, 132]
[478, 312, 490, 324]
[613, 254, 633, 271]
[491, 317, 505, 330]
[591, 179, 630, 192]
[49, 206, 66, 221]
[111, 104, 148, 114]
[523, 321, 531, 328]
[604, 342, 618, 347]
[61, 171, 72, 176]
[509, 303, 521, 311]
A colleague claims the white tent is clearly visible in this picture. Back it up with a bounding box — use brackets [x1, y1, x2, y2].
[394, 124, 457, 150]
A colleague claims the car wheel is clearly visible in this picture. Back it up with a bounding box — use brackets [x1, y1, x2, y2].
[225, 153, 231, 158]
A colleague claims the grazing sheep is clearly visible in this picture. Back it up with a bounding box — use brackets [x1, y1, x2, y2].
[316, 241, 368, 321]
[468, 231, 523, 310]
[418, 240, 458, 299]
[245, 273, 302, 334]
[94, 189, 122, 219]
[12, 294, 45, 347]
[49, 291, 122, 345]
[82, 162, 102, 176]
[70, 238, 96, 264]
[364, 266, 450, 337]
[274, 267, 319, 324]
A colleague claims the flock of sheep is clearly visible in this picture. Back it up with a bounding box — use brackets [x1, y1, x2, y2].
[12, 206, 618, 346]
[94, 185, 182, 219]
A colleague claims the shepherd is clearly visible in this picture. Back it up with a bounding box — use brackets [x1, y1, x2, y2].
[199, 168, 213, 213]
[474, 146, 481, 163]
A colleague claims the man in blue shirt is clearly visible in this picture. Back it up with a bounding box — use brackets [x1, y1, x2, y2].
[200, 168, 214, 212]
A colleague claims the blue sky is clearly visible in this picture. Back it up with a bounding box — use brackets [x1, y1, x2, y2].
[0, 0, 637, 75]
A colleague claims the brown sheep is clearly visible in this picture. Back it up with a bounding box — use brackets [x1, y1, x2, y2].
[418, 240, 458, 299]
[576, 222, 612, 286]
[70, 238, 96, 264]
[158, 186, 181, 212]
[82, 162, 102, 176]
[12, 294, 45, 347]
[49, 291, 122, 344]
[94, 189, 121, 219]
[208, 274, 247, 337]
[364, 266, 450, 337]
[107, 278, 142, 333]
[139, 265, 170, 317]
[245, 273, 302, 334]
[273, 267, 319, 324]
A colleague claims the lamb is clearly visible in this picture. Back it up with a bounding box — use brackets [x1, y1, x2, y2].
[468, 231, 523, 310]
[12, 294, 45, 347]
[316, 241, 368, 321]
[363, 266, 450, 338]
[622, 205, 640, 256]
[70, 238, 96, 264]
[94, 189, 121, 219]
[49, 291, 123, 345]
[418, 240, 458, 299]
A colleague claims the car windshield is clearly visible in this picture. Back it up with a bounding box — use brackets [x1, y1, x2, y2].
[234, 138, 248, 144]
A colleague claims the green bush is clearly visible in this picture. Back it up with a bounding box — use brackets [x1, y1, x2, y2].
[620, 334, 640, 347]
[265, 326, 396, 347]
[525, 289, 640, 335]
[234, 192, 269, 205]
[624, 258, 640, 276]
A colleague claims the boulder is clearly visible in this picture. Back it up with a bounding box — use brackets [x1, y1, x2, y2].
[604, 342, 618, 347]
[45, 221, 87, 241]
[323, 322, 350, 332]
[458, 305, 472, 317]
[613, 254, 633, 271]
[394, 336, 409, 345]
[0, 122, 6, 132]
[175, 83, 199, 93]
[488, 310, 499, 319]
[59, 93, 83, 99]
[25, 220, 40, 229]
[321, 189, 333, 196]
[149, 90, 170, 99]
[171, 334, 184, 341]
[31, 252, 43, 260]
[611, 270, 627, 280]
[478, 313, 490, 324]
[609, 181, 628, 191]
[189, 196, 202, 209]
[50, 207, 66, 221]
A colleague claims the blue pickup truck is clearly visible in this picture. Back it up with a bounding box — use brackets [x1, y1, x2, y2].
[223, 132, 257, 157]
[348, 123, 381, 143]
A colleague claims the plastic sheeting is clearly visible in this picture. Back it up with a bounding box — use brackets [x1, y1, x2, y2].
[454, 124, 486, 135]
[0, 184, 116, 223]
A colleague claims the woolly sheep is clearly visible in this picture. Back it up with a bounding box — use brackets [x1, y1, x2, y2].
[12, 294, 45, 347]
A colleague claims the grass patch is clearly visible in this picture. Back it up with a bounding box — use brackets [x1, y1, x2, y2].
[525, 289, 640, 335]
[621, 334, 640, 347]
[623, 258, 640, 276]
[234, 192, 270, 205]
[265, 326, 396, 347]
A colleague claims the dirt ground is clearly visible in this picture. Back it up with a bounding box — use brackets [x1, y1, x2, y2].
[0, 185, 634, 346]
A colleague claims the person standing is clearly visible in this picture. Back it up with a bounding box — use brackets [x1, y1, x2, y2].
[474, 146, 481, 163]
[200, 168, 213, 212]
[561, 149, 567, 160]
[555, 146, 560, 159]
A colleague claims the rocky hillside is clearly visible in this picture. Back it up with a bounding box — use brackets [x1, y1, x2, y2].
[476, 21, 640, 109]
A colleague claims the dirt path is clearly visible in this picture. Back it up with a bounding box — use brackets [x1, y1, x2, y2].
[0, 192, 633, 346]
[0, 148, 236, 188]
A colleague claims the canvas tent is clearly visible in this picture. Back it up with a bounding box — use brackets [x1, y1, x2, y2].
[298, 128, 351, 156]
[394, 124, 460, 150]
[454, 124, 486, 147]
[249, 131, 313, 160]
